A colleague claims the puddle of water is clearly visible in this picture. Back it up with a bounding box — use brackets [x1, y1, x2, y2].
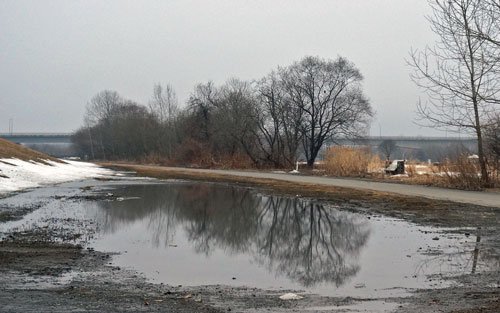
[82, 182, 487, 298]
[0, 180, 493, 300]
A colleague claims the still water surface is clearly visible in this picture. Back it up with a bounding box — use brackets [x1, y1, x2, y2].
[82, 181, 483, 298]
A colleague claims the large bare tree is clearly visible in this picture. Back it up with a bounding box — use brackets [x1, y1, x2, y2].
[283, 56, 372, 167]
[409, 0, 500, 186]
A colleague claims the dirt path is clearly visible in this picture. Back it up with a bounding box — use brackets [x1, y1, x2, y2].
[112, 165, 500, 208]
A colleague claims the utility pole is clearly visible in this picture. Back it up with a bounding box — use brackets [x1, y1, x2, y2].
[8, 118, 13, 135]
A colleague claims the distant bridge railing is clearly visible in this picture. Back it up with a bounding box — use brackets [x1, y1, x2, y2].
[0, 133, 477, 146]
[0, 133, 72, 144]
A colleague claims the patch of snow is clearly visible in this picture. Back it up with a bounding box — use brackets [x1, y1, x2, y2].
[279, 293, 304, 300]
[0, 158, 114, 195]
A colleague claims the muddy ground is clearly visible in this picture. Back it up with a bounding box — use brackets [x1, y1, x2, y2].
[0, 222, 384, 313]
[0, 168, 499, 312]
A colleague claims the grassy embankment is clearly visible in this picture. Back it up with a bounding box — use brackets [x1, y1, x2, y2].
[101, 162, 499, 229]
[0, 138, 59, 162]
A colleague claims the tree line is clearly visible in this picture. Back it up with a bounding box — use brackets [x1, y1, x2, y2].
[72, 56, 373, 168]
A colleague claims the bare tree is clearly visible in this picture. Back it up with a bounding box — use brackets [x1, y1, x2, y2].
[149, 83, 178, 123]
[84, 90, 123, 159]
[187, 81, 219, 142]
[283, 56, 372, 167]
[255, 70, 303, 167]
[484, 113, 500, 178]
[409, 0, 500, 186]
[149, 83, 179, 158]
[214, 78, 260, 160]
[85, 90, 122, 126]
[470, 0, 500, 48]
[379, 139, 397, 161]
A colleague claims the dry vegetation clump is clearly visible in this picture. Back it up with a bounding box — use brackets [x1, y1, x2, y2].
[401, 156, 499, 190]
[433, 156, 484, 190]
[405, 162, 417, 177]
[158, 139, 255, 169]
[323, 146, 382, 177]
[139, 153, 176, 167]
[211, 153, 255, 169]
[0, 138, 60, 163]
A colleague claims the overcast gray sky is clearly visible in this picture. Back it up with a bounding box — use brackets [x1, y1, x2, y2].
[0, 0, 442, 136]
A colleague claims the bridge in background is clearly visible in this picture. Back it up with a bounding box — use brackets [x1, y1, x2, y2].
[0, 133, 75, 157]
[0, 133, 477, 147]
[0, 133, 478, 160]
[0, 133, 477, 149]
[0, 133, 72, 144]
[333, 136, 477, 150]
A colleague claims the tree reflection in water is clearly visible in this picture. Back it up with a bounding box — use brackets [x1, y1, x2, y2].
[95, 182, 370, 288]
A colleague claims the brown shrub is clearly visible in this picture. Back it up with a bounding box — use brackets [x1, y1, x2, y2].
[405, 163, 416, 177]
[433, 155, 483, 190]
[367, 154, 385, 175]
[324, 146, 374, 177]
[211, 153, 255, 169]
[173, 139, 212, 167]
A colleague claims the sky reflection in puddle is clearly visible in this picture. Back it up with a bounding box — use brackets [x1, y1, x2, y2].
[81, 182, 487, 298]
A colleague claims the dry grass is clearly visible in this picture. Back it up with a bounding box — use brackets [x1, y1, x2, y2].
[434, 156, 483, 190]
[323, 146, 382, 177]
[388, 157, 500, 190]
[0, 138, 60, 162]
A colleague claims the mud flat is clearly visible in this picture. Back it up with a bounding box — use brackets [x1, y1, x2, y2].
[0, 170, 499, 312]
